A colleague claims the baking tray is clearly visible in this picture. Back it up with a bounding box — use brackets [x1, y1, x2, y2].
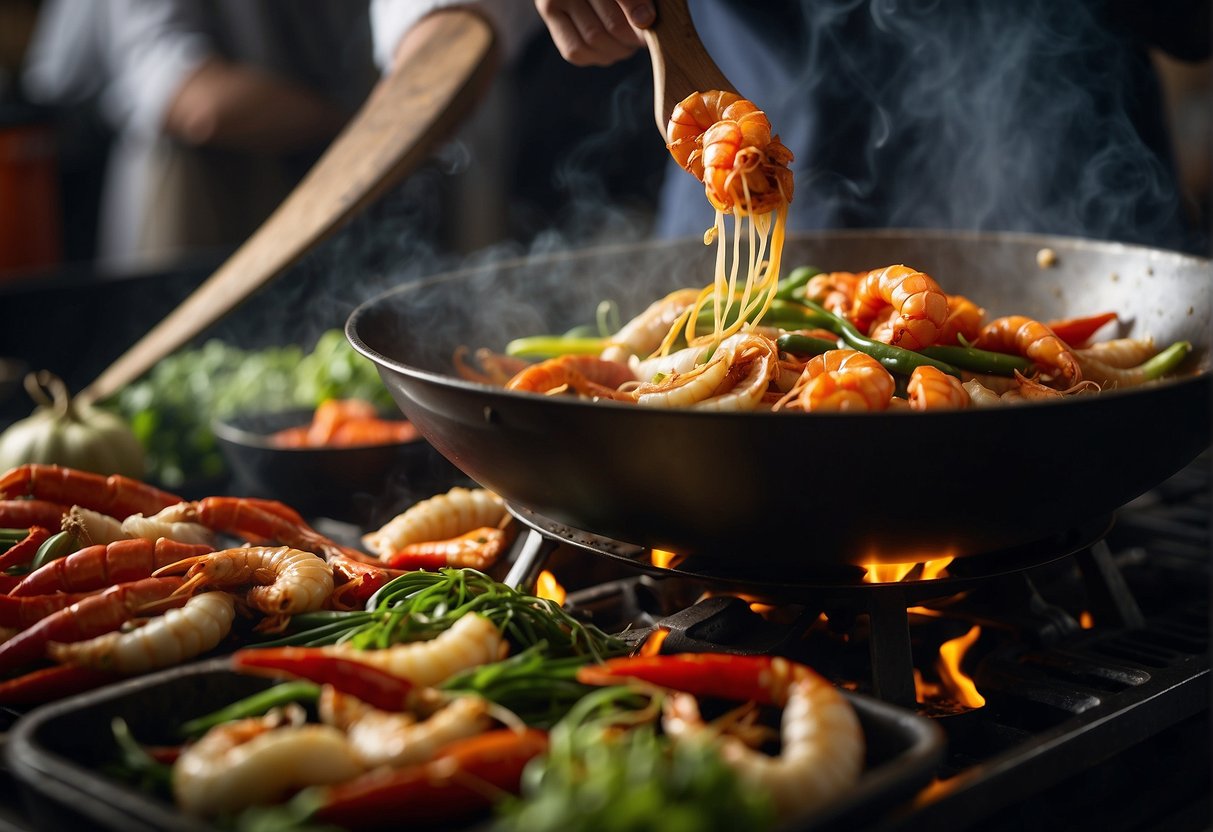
[5, 658, 945, 832]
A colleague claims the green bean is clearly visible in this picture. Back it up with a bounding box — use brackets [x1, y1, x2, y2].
[920, 344, 1033, 376]
[798, 300, 962, 377]
[775, 333, 842, 356]
[30, 530, 78, 571]
[774, 265, 822, 300]
[1139, 341, 1192, 380]
[179, 681, 321, 737]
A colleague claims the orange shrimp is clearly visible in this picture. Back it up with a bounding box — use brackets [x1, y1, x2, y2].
[186, 496, 377, 564]
[906, 366, 971, 411]
[936, 295, 986, 346]
[385, 527, 509, 571]
[849, 265, 949, 350]
[10, 538, 214, 597]
[776, 349, 895, 412]
[0, 576, 185, 671]
[973, 315, 1081, 385]
[157, 546, 333, 616]
[505, 355, 635, 399]
[0, 464, 183, 520]
[666, 90, 793, 215]
[804, 271, 861, 316]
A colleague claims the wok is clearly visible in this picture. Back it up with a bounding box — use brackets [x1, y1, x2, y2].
[347, 229, 1211, 567]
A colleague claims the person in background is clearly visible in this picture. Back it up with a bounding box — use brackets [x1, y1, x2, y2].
[22, 0, 377, 271]
[379, 0, 1210, 254]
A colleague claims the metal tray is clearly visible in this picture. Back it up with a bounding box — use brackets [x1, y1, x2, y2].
[5, 658, 945, 832]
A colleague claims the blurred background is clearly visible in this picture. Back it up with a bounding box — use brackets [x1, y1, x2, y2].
[0, 0, 1208, 485]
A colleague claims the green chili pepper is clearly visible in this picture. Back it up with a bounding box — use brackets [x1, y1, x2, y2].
[30, 530, 78, 571]
[505, 335, 607, 359]
[179, 681, 321, 737]
[693, 298, 822, 334]
[774, 265, 822, 300]
[775, 333, 841, 356]
[920, 344, 1033, 376]
[1139, 341, 1192, 380]
[797, 300, 963, 377]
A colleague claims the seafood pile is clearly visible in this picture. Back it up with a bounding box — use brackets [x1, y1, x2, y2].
[0, 463, 514, 704]
[1, 462, 869, 829]
[458, 262, 1192, 411]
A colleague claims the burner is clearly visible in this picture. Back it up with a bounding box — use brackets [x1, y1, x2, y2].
[506, 504, 1113, 605]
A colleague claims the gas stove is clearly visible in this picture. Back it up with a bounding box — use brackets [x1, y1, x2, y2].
[497, 457, 1212, 831]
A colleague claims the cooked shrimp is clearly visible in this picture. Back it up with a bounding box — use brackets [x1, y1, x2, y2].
[907, 366, 971, 411]
[47, 590, 235, 673]
[667, 90, 794, 215]
[936, 295, 986, 345]
[1075, 337, 1156, 368]
[320, 612, 506, 686]
[775, 349, 895, 412]
[505, 355, 635, 399]
[156, 546, 333, 616]
[173, 716, 364, 817]
[804, 271, 861, 316]
[578, 654, 863, 821]
[601, 288, 701, 363]
[320, 688, 492, 769]
[850, 265, 949, 350]
[973, 315, 1081, 385]
[386, 527, 509, 571]
[362, 487, 506, 560]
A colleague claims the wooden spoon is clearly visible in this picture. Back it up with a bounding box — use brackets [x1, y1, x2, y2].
[641, 0, 737, 139]
[80, 10, 497, 405]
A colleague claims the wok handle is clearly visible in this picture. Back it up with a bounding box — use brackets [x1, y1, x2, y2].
[80, 10, 497, 405]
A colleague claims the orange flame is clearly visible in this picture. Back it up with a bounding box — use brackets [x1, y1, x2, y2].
[918, 625, 985, 709]
[639, 627, 669, 656]
[535, 570, 566, 606]
[1079, 610, 1094, 629]
[651, 549, 684, 569]
[862, 556, 954, 584]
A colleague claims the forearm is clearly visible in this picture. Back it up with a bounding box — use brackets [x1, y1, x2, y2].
[163, 56, 349, 153]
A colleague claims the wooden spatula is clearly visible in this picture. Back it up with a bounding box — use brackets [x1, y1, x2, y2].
[80, 10, 496, 405]
[641, 0, 737, 139]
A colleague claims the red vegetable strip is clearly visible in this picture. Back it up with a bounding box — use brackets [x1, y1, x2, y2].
[313, 728, 549, 829]
[0, 526, 52, 571]
[0, 663, 119, 705]
[1046, 311, 1117, 346]
[231, 648, 416, 711]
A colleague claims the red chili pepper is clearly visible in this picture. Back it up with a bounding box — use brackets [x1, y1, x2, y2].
[1045, 311, 1118, 346]
[312, 728, 549, 829]
[0, 663, 119, 705]
[231, 647, 416, 711]
[0, 526, 52, 571]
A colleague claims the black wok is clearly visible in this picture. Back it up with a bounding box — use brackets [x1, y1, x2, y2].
[347, 230, 1211, 566]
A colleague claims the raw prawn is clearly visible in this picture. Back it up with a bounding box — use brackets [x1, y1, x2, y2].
[667, 90, 793, 215]
[173, 714, 364, 817]
[183, 496, 375, 564]
[776, 349, 895, 412]
[0, 576, 184, 671]
[600, 288, 701, 363]
[319, 688, 492, 769]
[362, 487, 506, 560]
[10, 538, 214, 597]
[577, 653, 864, 820]
[238, 612, 507, 688]
[505, 355, 635, 399]
[906, 365, 971, 411]
[156, 546, 333, 616]
[0, 464, 182, 519]
[973, 315, 1081, 385]
[47, 590, 236, 673]
[849, 265, 949, 350]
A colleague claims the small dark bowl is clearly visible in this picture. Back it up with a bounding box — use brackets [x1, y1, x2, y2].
[212, 408, 465, 526]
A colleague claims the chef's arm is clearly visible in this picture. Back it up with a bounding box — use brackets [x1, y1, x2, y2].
[163, 57, 349, 153]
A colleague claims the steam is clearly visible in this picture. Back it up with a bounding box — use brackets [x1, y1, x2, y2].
[664, 0, 1201, 252]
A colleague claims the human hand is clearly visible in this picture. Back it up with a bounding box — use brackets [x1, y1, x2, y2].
[534, 0, 656, 66]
